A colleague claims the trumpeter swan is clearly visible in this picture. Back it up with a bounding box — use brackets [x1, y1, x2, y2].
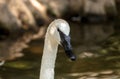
[39, 19, 76, 79]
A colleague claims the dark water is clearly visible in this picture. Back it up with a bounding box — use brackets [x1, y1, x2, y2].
[0, 22, 120, 79]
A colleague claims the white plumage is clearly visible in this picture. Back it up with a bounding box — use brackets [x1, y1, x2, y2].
[39, 19, 75, 79]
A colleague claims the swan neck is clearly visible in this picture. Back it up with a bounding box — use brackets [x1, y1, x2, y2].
[40, 36, 58, 79]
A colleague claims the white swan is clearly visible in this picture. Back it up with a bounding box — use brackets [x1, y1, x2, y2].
[39, 19, 76, 79]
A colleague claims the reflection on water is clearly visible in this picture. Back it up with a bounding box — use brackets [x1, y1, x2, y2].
[0, 22, 120, 79]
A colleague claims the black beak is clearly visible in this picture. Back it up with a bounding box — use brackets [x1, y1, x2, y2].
[58, 29, 76, 61]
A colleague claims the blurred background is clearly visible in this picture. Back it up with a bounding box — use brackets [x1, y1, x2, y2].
[0, 0, 120, 79]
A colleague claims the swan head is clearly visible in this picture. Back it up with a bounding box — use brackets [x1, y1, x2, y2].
[48, 19, 76, 61]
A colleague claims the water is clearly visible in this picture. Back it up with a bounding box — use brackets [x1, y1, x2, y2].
[0, 22, 120, 79]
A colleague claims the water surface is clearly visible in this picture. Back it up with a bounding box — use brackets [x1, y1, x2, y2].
[0, 22, 120, 79]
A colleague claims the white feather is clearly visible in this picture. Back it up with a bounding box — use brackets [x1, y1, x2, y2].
[39, 19, 70, 79]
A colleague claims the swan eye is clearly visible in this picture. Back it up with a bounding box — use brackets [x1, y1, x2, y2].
[57, 29, 76, 61]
